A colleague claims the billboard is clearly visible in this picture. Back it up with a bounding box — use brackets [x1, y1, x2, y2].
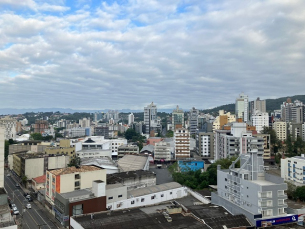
[256, 215, 298, 227]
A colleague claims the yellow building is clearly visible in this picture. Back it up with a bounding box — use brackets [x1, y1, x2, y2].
[45, 139, 75, 158]
[272, 121, 287, 141]
[213, 110, 236, 131]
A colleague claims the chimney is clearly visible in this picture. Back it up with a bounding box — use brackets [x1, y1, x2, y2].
[92, 180, 106, 197]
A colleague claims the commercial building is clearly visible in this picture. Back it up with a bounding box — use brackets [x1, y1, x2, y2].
[235, 93, 249, 122]
[117, 145, 139, 158]
[44, 139, 75, 158]
[154, 141, 171, 161]
[144, 102, 161, 135]
[253, 133, 271, 160]
[272, 121, 287, 141]
[81, 157, 119, 174]
[0, 117, 17, 140]
[189, 107, 199, 136]
[212, 144, 289, 226]
[251, 111, 269, 133]
[196, 131, 214, 159]
[172, 105, 184, 131]
[54, 180, 107, 227]
[174, 128, 190, 159]
[281, 156, 305, 185]
[45, 166, 106, 208]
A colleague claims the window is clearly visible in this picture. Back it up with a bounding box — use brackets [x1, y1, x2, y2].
[118, 195, 123, 198]
[161, 194, 164, 197]
[108, 197, 113, 200]
[131, 200, 135, 204]
[75, 181, 80, 187]
[72, 204, 83, 216]
[75, 174, 80, 179]
[151, 196, 155, 200]
[170, 192, 172, 195]
[141, 198, 145, 202]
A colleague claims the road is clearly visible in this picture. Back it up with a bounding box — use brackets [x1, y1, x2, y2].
[4, 173, 59, 229]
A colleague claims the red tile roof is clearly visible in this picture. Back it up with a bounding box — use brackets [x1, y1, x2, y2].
[32, 175, 46, 184]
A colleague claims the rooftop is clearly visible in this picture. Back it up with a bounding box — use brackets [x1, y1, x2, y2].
[49, 165, 103, 176]
[60, 189, 93, 201]
[81, 157, 118, 170]
[118, 154, 148, 172]
[107, 170, 156, 184]
[250, 179, 276, 186]
[32, 174, 46, 184]
[128, 182, 181, 198]
[72, 206, 206, 229]
[106, 183, 124, 190]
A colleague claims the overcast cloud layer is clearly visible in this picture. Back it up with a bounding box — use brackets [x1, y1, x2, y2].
[0, 0, 305, 110]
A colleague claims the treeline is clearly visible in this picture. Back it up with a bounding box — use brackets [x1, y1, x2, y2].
[168, 157, 240, 190]
[286, 181, 305, 201]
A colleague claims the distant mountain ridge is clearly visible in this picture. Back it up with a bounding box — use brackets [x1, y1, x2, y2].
[201, 94, 305, 114]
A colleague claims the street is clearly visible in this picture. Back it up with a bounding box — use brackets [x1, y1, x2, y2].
[4, 173, 59, 229]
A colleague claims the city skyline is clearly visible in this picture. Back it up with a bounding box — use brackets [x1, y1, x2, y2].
[1, 0, 305, 110]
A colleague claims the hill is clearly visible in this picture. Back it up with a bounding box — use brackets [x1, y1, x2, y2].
[200, 94, 305, 115]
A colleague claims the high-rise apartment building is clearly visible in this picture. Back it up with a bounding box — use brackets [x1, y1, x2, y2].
[154, 141, 171, 161]
[212, 146, 289, 226]
[281, 99, 304, 123]
[213, 110, 236, 132]
[235, 93, 249, 122]
[189, 107, 199, 136]
[172, 105, 184, 131]
[196, 131, 214, 159]
[250, 97, 266, 114]
[128, 113, 134, 126]
[144, 102, 160, 134]
[272, 121, 287, 141]
[34, 120, 49, 133]
[174, 128, 190, 159]
[251, 111, 269, 133]
[0, 116, 17, 140]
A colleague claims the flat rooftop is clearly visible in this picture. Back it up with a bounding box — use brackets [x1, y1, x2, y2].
[81, 157, 118, 170]
[72, 205, 207, 229]
[250, 179, 275, 186]
[118, 155, 148, 172]
[60, 189, 93, 200]
[49, 165, 103, 175]
[128, 182, 182, 198]
[107, 170, 155, 184]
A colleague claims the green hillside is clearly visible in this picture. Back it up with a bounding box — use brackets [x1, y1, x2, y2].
[200, 95, 305, 115]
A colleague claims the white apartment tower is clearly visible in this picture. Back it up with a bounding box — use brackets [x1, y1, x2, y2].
[235, 93, 249, 122]
[174, 128, 190, 159]
[144, 102, 160, 134]
[272, 122, 287, 141]
[0, 116, 17, 140]
[251, 111, 269, 133]
[128, 113, 134, 126]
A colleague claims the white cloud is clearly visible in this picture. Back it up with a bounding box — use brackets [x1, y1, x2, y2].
[0, 0, 305, 110]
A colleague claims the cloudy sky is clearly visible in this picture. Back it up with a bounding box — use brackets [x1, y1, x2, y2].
[0, 0, 304, 111]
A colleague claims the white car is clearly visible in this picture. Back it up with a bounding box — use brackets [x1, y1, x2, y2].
[26, 203, 31, 209]
[13, 207, 19, 215]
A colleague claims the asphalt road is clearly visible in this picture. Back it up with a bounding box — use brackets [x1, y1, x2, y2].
[4, 173, 58, 229]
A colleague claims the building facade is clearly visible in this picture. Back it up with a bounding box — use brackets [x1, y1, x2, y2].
[189, 107, 199, 136]
[174, 128, 190, 159]
[272, 121, 287, 141]
[154, 141, 171, 161]
[117, 145, 139, 158]
[281, 156, 305, 184]
[144, 102, 160, 135]
[172, 105, 184, 131]
[251, 111, 269, 133]
[213, 110, 236, 132]
[196, 131, 214, 159]
[0, 117, 17, 140]
[128, 113, 134, 126]
[235, 93, 249, 122]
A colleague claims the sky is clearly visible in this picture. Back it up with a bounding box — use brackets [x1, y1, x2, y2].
[0, 0, 305, 111]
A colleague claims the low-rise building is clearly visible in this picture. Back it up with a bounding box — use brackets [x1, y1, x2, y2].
[54, 180, 107, 227]
[118, 155, 149, 172]
[81, 157, 119, 174]
[45, 139, 75, 158]
[32, 175, 46, 191]
[45, 166, 106, 213]
[117, 145, 139, 158]
[76, 149, 112, 159]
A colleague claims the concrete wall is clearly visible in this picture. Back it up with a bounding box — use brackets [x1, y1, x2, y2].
[25, 158, 44, 179]
[80, 170, 106, 189]
[48, 156, 69, 170]
[106, 185, 128, 204]
[0, 192, 8, 205]
[106, 186, 188, 211]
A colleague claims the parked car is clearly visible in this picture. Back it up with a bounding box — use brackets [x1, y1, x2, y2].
[6, 174, 10, 177]
[26, 203, 31, 209]
[27, 197, 33, 202]
[12, 207, 19, 215]
[15, 183, 20, 188]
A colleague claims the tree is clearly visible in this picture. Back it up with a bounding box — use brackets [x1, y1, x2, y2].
[21, 175, 28, 186]
[285, 181, 297, 200]
[30, 133, 43, 140]
[166, 130, 174, 138]
[124, 128, 137, 140]
[68, 157, 81, 167]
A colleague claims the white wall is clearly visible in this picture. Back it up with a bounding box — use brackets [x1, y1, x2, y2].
[48, 156, 69, 170]
[70, 217, 83, 229]
[106, 186, 188, 211]
[80, 170, 106, 189]
[25, 158, 44, 179]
